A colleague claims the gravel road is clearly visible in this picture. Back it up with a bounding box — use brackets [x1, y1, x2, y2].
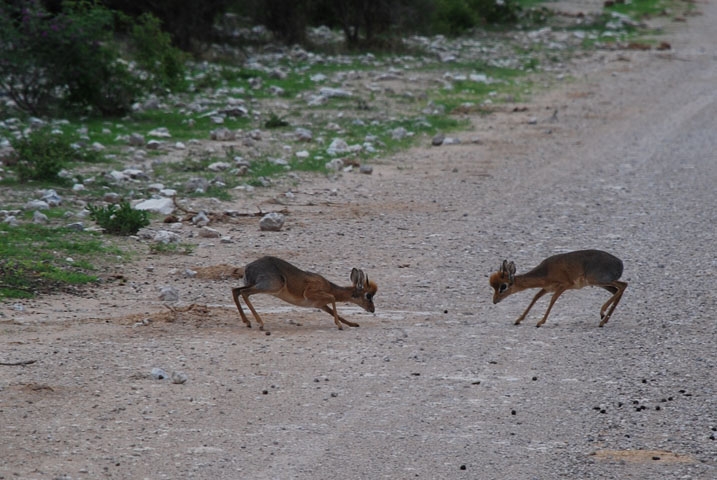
[2, 2, 716, 479]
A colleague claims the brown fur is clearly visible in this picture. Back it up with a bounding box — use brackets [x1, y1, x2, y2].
[489, 250, 627, 327]
[232, 256, 377, 331]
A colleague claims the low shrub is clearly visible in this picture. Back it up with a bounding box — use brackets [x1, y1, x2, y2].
[129, 13, 187, 92]
[87, 201, 150, 236]
[12, 128, 74, 183]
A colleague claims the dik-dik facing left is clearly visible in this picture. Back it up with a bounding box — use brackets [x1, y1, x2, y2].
[489, 249, 627, 327]
[232, 256, 377, 331]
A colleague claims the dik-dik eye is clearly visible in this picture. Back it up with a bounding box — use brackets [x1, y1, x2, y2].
[366, 293, 374, 301]
[499, 283, 509, 293]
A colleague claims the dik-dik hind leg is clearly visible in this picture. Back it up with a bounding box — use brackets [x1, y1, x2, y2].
[231, 286, 253, 328]
[599, 281, 627, 327]
[321, 305, 359, 329]
[231, 286, 267, 330]
[515, 289, 548, 325]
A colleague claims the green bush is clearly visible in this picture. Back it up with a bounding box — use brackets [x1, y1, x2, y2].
[0, 1, 141, 116]
[431, 0, 520, 35]
[130, 13, 187, 92]
[432, 0, 481, 35]
[87, 201, 150, 236]
[12, 128, 73, 183]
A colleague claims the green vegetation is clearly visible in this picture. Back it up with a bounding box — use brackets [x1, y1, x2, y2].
[0, 223, 121, 299]
[87, 202, 151, 236]
[0, 1, 186, 116]
[10, 127, 101, 184]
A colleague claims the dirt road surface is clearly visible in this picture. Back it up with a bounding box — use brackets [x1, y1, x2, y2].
[2, 2, 716, 479]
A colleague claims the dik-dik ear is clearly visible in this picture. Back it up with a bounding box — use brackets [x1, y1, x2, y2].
[351, 268, 367, 292]
[500, 260, 516, 282]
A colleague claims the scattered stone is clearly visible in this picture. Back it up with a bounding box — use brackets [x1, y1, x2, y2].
[391, 127, 409, 140]
[128, 133, 145, 146]
[319, 87, 351, 98]
[122, 168, 149, 180]
[3, 215, 18, 226]
[107, 170, 128, 182]
[171, 371, 188, 384]
[325, 158, 345, 171]
[327, 138, 349, 155]
[199, 226, 221, 238]
[42, 190, 62, 207]
[158, 286, 179, 302]
[151, 367, 169, 380]
[208, 161, 231, 172]
[295, 128, 313, 142]
[147, 127, 171, 138]
[432, 133, 446, 146]
[359, 165, 373, 174]
[184, 269, 197, 278]
[154, 230, 181, 244]
[259, 212, 285, 231]
[32, 211, 49, 224]
[65, 222, 84, 232]
[24, 199, 49, 210]
[135, 198, 175, 215]
[209, 127, 236, 142]
[103, 192, 122, 204]
[192, 211, 210, 226]
[146, 140, 162, 150]
[185, 177, 210, 193]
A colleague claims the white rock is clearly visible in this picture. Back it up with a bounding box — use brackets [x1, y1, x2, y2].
[192, 211, 210, 226]
[259, 212, 285, 231]
[42, 190, 62, 206]
[135, 198, 175, 215]
[32, 211, 49, 224]
[154, 230, 181, 244]
[199, 226, 221, 238]
[24, 199, 49, 210]
[319, 87, 351, 98]
[327, 138, 349, 155]
[208, 162, 231, 172]
[148, 127, 171, 138]
[210, 128, 236, 141]
[128, 133, 145, 146]
[325, 158, 345, 171]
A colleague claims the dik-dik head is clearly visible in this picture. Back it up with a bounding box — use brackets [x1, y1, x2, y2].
[489, 260, 516, 304]
[350, 268, 377, 313]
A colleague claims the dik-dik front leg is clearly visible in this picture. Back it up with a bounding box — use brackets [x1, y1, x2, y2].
[514, 288, 548, 325]
[321, 304, 360, 329]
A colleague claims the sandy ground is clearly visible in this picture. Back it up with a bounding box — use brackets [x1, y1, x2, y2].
[2, 2, 716, 479]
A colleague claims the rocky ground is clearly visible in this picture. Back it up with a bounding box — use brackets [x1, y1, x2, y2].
[1, 1, 716, 479]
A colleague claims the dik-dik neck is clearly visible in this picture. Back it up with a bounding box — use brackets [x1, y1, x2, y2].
[513, 272, 550, 291]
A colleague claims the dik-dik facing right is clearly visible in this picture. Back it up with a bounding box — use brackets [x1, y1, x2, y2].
[489, 249, 627, 327]
[232, 256, 377, 331]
